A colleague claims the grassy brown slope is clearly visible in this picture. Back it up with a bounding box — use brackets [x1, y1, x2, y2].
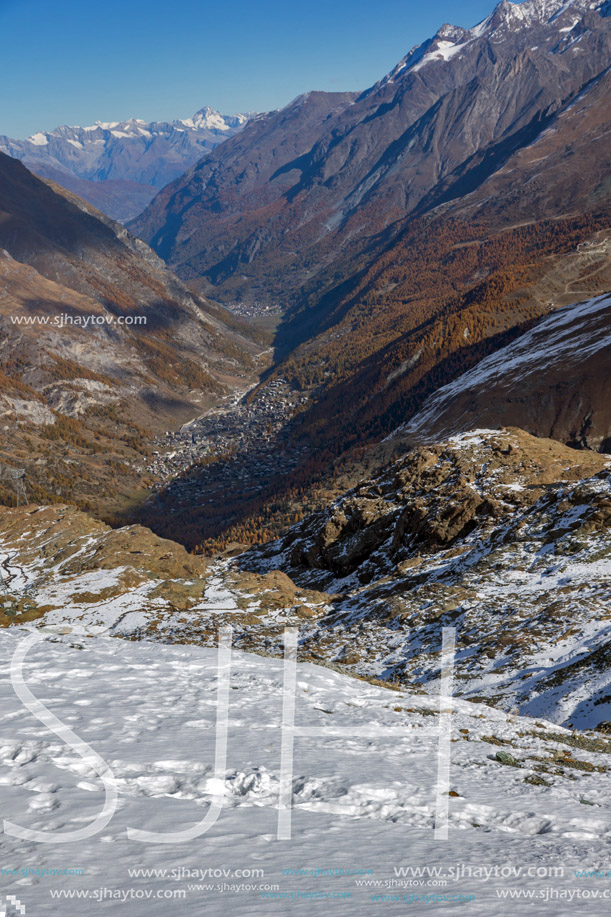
[0, 156, 264, 521]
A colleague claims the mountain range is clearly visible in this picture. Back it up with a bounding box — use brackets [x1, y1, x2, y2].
[0, 107, 250, 222]
[127, 0, 611, 548]
[1, 0, 610, 720]
[2, 1, 608, 535]
[132, 0, 611, 308]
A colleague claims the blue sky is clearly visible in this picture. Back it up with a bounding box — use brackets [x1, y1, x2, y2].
[2, 0, 503, 138]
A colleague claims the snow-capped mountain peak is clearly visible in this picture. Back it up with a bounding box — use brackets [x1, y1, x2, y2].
[478, 0, 605, 33]
[182, 107, 230, 131]
[381, 0, 607, 84]
[181, 107, 250, 132]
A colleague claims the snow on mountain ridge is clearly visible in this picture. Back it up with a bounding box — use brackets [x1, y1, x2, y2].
[382, 0, 607, 84]
[23, 107, 250, 144]
[0, 106, 254, 221]
[401, 290, 611, 449]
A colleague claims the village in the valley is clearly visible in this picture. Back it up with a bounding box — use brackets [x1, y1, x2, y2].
[140, 379, 310, 510]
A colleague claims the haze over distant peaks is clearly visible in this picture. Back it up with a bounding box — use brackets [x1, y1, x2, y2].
[0, 107, 252, 222]
[23, 106, 249, 143]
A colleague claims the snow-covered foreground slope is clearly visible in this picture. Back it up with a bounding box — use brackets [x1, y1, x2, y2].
[2, 428, 610, 734]
[1, 630, 611, 914]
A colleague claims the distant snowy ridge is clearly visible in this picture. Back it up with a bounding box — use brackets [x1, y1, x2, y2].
[20, 106, 250, 146]
[0, 107, 253, 222]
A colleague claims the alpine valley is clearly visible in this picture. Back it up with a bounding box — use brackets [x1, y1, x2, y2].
[1, 1, 611, 910]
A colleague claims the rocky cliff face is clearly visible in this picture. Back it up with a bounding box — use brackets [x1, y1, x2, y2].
[248, 428, 607, 585]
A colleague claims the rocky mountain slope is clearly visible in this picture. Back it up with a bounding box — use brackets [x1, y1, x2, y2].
[0, 152, 262, 518]
[400, 290, 611, 452]
[132, 0, 611, 308]
[0, 108, 250, 222]
[2, 428, 610, 731]
[242, 428, 611, 729]
[0, 501, 327, 640]
[131, 90, 358, 293]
